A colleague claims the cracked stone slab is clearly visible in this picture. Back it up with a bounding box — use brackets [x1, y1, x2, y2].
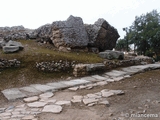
[42, 105, 62, 113]
[61, 79, 90, 87]
[46, 82, 69, 90]
[83, 98, 99, 105]
[121, 67, 141, 75]
[91, 75, 107, 81]
[19, 86, 41, 96]
[2, 88, 27, 101]
[30, 84, 56, 92]
[39, 92, 54, 99]
[55, 101, 71, 106]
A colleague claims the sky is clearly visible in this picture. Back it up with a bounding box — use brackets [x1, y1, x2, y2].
[0, 0, 160, 38]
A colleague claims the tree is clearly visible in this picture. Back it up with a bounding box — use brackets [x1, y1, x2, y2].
[123, 10, 160, 56]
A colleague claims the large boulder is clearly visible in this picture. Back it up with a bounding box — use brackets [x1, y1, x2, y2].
[99, 50, 124, 60]
[51, 15, 89, 48]
[33, 15, 89, 49]
[85, 19, 120, 51]
[0, 26, 34, 41]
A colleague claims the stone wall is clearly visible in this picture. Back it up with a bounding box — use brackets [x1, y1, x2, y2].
[36, 60, 76, 72]
[0, 59, 21, 70]
[73, 57, 154, 77]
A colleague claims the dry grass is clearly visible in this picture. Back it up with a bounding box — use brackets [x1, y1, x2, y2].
[0, 40, 103, 90]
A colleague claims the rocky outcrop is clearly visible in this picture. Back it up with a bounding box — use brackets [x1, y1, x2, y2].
[0, 26, 34, 41]
[85, 19, 120, 51]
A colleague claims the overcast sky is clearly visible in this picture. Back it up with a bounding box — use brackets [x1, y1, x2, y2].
[0, 0, 160, 38]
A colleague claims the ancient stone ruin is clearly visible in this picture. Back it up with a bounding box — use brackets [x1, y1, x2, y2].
[0, 15, 120, 53]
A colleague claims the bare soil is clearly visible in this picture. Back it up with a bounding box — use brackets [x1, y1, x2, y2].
[0, 69, 160, 120]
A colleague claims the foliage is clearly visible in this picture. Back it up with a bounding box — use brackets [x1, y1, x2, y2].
[121, 10, 160, 56]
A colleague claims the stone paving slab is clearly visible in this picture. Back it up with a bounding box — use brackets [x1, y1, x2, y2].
[46, 82, 69, 90]
[2, 88, 27, 101]
[105, 70, 128, 77]
[80, 76, 98, 82]
[19, 86, 42, 96]
[61, 79, 90, 87]
[30, 84, 56, 92]
[91, 75, 107, 81]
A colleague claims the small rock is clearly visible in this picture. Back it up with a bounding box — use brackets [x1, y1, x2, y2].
[79, 85, 87, 89]
[42, 105, 62, 113]
[87, 93, 101, 99]
[72, 95, 83, 100]
[71, 99, 82, 103]
[22, 115, 35, 120]
[101, 89, 114, 98]
[55, 101, 71, 106]
[83, 98, 99, 105]
[68, 86, 79, 91]
[0, 108, 6, 113]
[96, 81, 108, 86]
[88, 102, 96, 107]
[109, 90, 125, 95]
[99, 100, 110, 105]
[39, 92, 54, 99]
[23, 96, 39, 103]
[27, 102, 47, 108]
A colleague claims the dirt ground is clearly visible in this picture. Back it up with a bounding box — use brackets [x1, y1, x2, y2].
[0, 69, 160, 120]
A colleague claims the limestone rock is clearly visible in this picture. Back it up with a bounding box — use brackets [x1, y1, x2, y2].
[42, 105, 62, 113]
[23, 96, 39, 103]
[27, 102, 47, 108]
[2, 40, 24, 53]
[83, 98, 99, 105]
[99, 50, 124, 60]
[85, 18, 120, 51]
[51, 15, 89, 48]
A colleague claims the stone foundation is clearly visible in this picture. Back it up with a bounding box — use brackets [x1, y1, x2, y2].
[73, 56, 154, 77]
[0, 59, 21, 70]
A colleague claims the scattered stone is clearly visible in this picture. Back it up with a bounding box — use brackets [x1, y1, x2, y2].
[88, 102, 96, 107]
[22, 115, 35, 120]
[23, 96, 39, 103]
[83, 98, 99, 105]
[42, 105, 62, 113]
[71, 99, 82, 103]
[68, 86, 79, 91]
[109, 90, 125, 95]
[79, 85, 87, 89]
[73, 95, 83, 100]
[0, 108, 5, 113]
[96, 81, 108, 86]
[99, 100, 110, 105]
[39, 92, 54, 99]
[87, 94, 101, 99]
[55, 101, 71, 106]
[27, 102, 47, 108]
[101, 89, 114, 98]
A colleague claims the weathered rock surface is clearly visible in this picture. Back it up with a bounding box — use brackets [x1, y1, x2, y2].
[0, 25, 34, 41]
[2, 40, 24, 53]
[51, 15, 89, 48]
[99, 50, 124, 60]
[85, 19, 120, 51]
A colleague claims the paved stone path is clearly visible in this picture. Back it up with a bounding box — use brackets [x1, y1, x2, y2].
[0, 63, 160, 119]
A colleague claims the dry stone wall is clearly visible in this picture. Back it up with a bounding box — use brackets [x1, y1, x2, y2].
[0, 59, 21, 70]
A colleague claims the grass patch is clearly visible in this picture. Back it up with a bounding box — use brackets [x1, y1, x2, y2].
[0, 40, 103, 90]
